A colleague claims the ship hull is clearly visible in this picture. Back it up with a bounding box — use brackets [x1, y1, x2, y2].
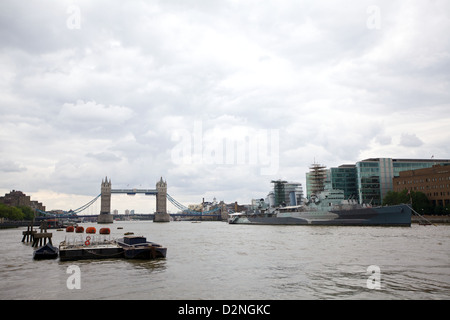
[59, 244, 123, 261]
[228, 204, 411, 227]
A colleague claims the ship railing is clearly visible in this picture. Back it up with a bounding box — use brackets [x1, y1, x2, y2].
[62, 234, 114, 247]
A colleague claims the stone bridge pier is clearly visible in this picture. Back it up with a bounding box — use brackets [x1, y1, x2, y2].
[98, 177, 113, 224]
[154, 177, 170, 222]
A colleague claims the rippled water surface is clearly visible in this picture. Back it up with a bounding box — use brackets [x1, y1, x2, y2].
[1, 221, 449, 299]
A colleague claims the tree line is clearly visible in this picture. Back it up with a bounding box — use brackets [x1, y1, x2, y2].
[382, 189, 449, 215]
[0, 203, 36, 221]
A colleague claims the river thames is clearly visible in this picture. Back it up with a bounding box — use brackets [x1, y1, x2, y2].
[0, 221, 449, 300]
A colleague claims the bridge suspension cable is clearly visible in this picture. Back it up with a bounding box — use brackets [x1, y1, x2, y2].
[36, 194, 101, 217]
[166, 194, 221, 215]
[70, 194, 101, 214]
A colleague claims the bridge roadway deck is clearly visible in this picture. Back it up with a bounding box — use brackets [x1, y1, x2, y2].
[110, 189, 157, 195]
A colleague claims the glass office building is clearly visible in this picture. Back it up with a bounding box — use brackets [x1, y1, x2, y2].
[284, 182, 304, 206]
[306, 158, 450, 205]
[271, 180, 303, 206]
[356, 158, 450, 205]
[330, 165, 358, 200]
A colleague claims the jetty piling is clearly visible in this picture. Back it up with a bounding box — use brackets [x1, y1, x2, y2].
[32, 222, 53, 247]
[21, 222, 36, 243]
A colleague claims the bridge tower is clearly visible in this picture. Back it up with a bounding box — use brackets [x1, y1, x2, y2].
[154, 177, 170, 222]
[98, 177, 113, 224]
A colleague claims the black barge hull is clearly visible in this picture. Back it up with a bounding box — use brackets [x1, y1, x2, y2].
[59, 246, 124, 261]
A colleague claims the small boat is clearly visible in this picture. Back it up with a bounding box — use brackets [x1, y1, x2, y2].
[33, 243, 59, 260]
[115, 236, 167, 259]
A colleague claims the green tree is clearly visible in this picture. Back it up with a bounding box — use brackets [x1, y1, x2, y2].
[0, 203, 7, 219]
[0, 203, 24, 220]
[411, 191, 433, 214]
[17, 206, 36, 220]
[383, 189, 432, 214]
[383, 190, 405, 205]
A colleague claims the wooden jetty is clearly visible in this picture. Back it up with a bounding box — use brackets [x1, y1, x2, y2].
[21, 222, 37, 243]
[31, 222, 53, 248]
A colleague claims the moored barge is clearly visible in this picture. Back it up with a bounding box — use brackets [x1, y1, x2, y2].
[59, 235, 123, 261]
[58, 230, 167, 261]
[115, 236, 167, 259]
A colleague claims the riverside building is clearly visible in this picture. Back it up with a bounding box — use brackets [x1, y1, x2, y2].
[0, 190, 45, 212]
[329, 164, 358, 200]
[271, 180, 303, 207]
[306, 158, 450, 206]
[356, 158, 450, 205]
[393, 164, 450, 207]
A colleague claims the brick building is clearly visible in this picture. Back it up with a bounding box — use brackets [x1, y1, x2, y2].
[393, 164, 450, 207]
[0, 190, 46, 212]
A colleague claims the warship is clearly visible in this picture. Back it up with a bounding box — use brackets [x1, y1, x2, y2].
[228, 187, 411, 226]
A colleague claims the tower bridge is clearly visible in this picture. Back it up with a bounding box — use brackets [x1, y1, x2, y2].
[36, 176, 225, 223]
[98, 177, 169, 223]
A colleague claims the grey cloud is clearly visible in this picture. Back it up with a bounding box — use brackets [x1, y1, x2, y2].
[399, 133, 424, 148]
[86, 152, 122, 162]
[375, 135, 392, 145]
[57, 100, 135, 126]
[0, 160, 27, 173]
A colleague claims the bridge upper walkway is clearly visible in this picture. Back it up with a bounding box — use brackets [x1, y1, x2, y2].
[111, 189, 157, 195]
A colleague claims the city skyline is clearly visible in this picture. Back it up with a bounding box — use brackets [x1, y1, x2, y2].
[1, 1, 449, 212]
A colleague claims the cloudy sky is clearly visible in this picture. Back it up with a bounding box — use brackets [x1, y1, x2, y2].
[1, 0, 449, 213]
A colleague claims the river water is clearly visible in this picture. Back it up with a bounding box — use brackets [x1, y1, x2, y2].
[0, 221, 449, 300]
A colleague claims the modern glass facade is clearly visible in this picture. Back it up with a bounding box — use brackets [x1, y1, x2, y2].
[330, 165, 357, 200]
[284, 182, 303, 206]
[356, 159, 382, 205]
[356, 158, 450, 205]
[272, 180, 286, 207]
[306, 158, 450, 206]
[271, 180, 303, 206]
